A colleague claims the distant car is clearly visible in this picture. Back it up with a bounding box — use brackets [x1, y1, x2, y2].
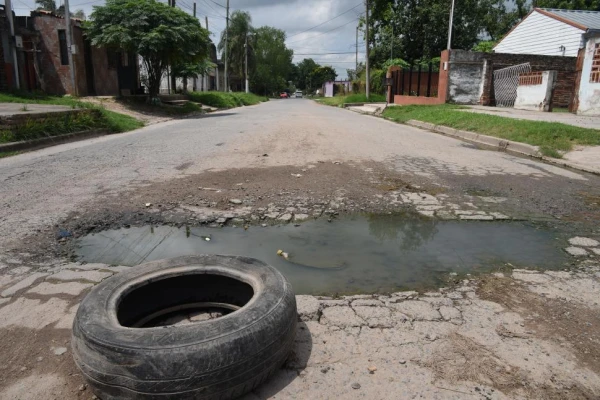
[295, 90, 303, 98]
[280, 92, 289, 99]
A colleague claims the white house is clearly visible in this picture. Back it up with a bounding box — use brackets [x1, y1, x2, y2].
[576, 31, 600, 116]
[494, 8, 600, 57]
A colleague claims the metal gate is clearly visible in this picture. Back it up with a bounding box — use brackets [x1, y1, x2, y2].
[493, 63, 531, 107]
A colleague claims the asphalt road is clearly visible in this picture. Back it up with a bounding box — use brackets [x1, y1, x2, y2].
[1, 99, 598, 250]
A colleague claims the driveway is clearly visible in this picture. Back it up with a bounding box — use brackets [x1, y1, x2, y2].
[1, 99, 600, 399]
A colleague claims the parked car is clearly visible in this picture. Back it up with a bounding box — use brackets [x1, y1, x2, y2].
[280, 92, 289, 99]
[295, 90, 303, 98]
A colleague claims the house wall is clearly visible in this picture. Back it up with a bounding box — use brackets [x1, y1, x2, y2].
[480, 52, 577, 108]
[32, 14, 88, 95]
[515, 71, 557, 111]
[90, 47, 119, 96]
[577, 37, 600, 116]
[494, 10, 584, 57]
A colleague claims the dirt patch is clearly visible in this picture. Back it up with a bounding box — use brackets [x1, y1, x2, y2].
[479, 275, 600, 383]
[0, 326, 85, 399]
[17, 162, 447, 261]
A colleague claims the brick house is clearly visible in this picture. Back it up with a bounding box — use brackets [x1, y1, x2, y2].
[1, 9, 139, 96]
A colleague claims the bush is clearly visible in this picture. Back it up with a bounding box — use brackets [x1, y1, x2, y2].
[188, 92, 267, 108]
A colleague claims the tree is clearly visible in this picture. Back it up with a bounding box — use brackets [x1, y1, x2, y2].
[86, 0, 210, 101]
[347, 62, 365, 81]
[296, 58, 319, 90]
[368, 0, 518, 65]
[218, 10, 253, 88]
[310, 66, 337, 88]
[534, 0, 599, 10]
[73, 9, 86, 20]
[35, 0, 56, 12]
[250, 26, 293, 96]
[472, 40, 496, 52]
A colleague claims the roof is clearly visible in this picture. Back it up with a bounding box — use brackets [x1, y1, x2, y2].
[537, 8, 600, 30]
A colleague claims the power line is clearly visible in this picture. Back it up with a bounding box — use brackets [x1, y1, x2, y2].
[207, 0, 225, 8]
[294, 52, 356, 55]
[286, 16, 362, 45]
[286, 2, 362, 40]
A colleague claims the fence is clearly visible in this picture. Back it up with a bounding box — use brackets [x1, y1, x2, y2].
[391, 64, 439, 98]
[493, 63, 531, 107]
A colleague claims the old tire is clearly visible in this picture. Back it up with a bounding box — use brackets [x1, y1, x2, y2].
[72, 255, 297, 400]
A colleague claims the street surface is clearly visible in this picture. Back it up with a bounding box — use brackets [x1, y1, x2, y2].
[1, 99, 600, 399]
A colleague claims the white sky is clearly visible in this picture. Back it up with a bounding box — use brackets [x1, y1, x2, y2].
[12, 0, 367, 79]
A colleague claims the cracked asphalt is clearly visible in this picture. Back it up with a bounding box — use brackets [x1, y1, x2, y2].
[1, 99, 600, 399]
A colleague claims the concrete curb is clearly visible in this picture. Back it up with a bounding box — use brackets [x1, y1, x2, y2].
[0, 129, 111, 154]
[405, 120, 600, 176]
[343, 102, 387, 108]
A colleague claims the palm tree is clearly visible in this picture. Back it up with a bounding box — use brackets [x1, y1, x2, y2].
[218, 10, 254, 90]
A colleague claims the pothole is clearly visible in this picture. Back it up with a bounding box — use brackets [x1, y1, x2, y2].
[76, 214, 568, 295]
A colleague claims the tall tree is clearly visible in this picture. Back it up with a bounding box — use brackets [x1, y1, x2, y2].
[250, 26, 293, 96]
[296, 58, 319, 90]
[310, 66, 337, 88]
[218, 10, 254, 87]
[368, 0, 521, 65]
[86, 0, 210, 101]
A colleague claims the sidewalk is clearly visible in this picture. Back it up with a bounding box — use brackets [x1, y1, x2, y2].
[463, 105, 600, 130]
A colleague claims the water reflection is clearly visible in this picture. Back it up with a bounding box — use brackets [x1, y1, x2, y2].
[76, 215, 566, 295]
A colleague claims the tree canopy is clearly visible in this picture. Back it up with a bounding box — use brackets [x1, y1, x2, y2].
[534, 0, 600, 10]
[250, 26, 294, 95]
[218, 10, 254, 85]
[86, 0, 210, 100]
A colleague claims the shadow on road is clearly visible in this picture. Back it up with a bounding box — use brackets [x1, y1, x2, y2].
[244, 321, 312, 398]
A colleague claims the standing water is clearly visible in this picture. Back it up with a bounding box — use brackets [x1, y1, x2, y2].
[76, 214, 567, 295]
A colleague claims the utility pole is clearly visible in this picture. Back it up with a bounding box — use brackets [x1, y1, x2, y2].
[224, 0, 229, 92]
[245, 34, 249, 93]
[355, 26, 358, 74]
[170, 0, 177, 93]
[192, 2, 197, 92]
[447, 0, 455, 50]
[64, 0, 77, 95]
[205, 17, 210, 91]
[391, 26, 394, 61]
[4, 0, 20, 89]
[365, 0, 370, 99]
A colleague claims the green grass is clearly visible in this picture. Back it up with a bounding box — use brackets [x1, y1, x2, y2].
[0, 92, 144, 136]
[101, 109, 144, 133]
[382, 104, 600, 157]
[188, 91, 268, 109]
[0, 151, 22, 158]
[316, 93, 387, 107]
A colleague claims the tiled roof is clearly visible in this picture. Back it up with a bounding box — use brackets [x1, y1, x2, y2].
[540, 8, 600, 30]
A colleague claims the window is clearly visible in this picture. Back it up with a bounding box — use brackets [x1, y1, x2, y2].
[590, 43, 600, 84]
[58, 30, 69, 65]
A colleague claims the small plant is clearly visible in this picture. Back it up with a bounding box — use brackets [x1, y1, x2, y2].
[20, 103, 29, 112]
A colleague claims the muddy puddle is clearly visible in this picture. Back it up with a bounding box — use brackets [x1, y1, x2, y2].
[75, 215, 568, 295]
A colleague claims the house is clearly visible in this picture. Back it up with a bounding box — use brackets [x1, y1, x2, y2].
[0, 8, 138, 96]
[494, 8, 600, 57]
[322, 80, 352, 98]
[573, 30, 600, 115]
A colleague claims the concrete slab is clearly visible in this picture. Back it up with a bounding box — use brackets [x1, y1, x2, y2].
[0, 103, 72, 116]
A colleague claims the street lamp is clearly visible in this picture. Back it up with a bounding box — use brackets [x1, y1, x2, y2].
[245, 32, 256, 94]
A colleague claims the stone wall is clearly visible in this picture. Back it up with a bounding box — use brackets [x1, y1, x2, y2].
[480, 52, 577, 108]
[447, 50, 486, 104]
[447, 50, 577, 108]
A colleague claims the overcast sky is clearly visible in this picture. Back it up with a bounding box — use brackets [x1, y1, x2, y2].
[13, 0, 366, 79]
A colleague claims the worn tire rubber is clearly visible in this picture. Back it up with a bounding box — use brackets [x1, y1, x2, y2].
[72, 255, 297, 400]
